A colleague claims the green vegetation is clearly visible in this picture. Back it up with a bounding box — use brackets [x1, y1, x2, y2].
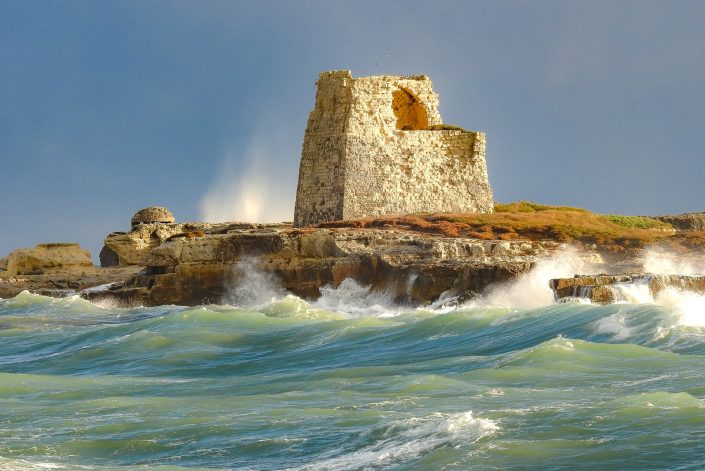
[605, 215, 670, 230]
[317, 201, 705, 253]
[494, 201, 588, 213]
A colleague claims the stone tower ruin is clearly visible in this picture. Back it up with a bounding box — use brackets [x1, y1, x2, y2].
[293, 70, 493, 227]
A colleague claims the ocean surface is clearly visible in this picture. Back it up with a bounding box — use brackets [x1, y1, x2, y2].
[1, 252, 705, 470]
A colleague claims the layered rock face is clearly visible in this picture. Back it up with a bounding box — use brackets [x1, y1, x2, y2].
[88, 224, 560, 306]
[0, 243, 140, 299]
[3, 243, 93, 276]
[293, 71, 493, 227]
[550, 274, 705, 304]
[101, 222, 232, 266]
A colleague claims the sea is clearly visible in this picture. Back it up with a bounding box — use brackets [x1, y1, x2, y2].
[1, 249, 705, 470]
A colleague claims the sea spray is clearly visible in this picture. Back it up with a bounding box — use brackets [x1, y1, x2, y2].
[655, 288, 705, 328]
[225, 257, 287, 306]
[480, 246, 600, 309]
[642, 247, 705, 275]
[199, 133, 296, 223]
[315, 278, 398, 318]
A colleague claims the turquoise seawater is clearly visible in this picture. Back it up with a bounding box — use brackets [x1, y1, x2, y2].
[1, 281, 705, 470]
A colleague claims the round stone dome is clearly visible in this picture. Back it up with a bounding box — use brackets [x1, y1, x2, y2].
[131, 207, 175, 227]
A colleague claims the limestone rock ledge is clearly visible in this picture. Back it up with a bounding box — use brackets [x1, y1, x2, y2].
[86, 224, 562, 306]
[550, 274, 705, 304]
[0, 242, 142, 299]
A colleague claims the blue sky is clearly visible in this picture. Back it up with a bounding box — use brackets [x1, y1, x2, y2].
[2, 1, 705, 260]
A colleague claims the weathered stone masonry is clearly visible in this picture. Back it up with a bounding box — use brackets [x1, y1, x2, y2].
[294, 70, 493, 227]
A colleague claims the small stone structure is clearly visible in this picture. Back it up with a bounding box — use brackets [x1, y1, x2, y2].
[293, 70, 493, 227]
[131, 207, 175, 228]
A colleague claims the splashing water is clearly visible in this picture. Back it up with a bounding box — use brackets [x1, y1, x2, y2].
[655, 288, 705, 328]
[642, 247, 705, 275]
[199, 134, 296, 223]
[480, 246, 600, 309]
[225, 257, 287, 306]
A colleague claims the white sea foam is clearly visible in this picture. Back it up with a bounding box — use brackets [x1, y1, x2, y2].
[479, 246, 599, 309]
[611, 279, 654, 305]
[291, 411, 498, 471]
[315, 278, 398, 318]
[592, 310, 633, 340]
[225, 257, 288, 307]
[655, 288, 705, 328]
[597, 283, 705, 330]
[0, 458, 69, 470]
[225, 259, 402, 317]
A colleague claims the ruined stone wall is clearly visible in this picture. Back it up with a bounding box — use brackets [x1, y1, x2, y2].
[293, 71, 352, 226]
[293, 71, 494, 226]
[343, 129, 492, 217]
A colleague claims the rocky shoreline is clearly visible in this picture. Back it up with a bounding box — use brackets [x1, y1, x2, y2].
[0, 221, 564, 306]
[3, 207, 705, 307]
[550, 273, 705, 304]
[94, 222, 565, 306]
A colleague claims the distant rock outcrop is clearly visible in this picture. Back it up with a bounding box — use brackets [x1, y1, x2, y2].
[550, 273, 705, 304]
[3, 243, 93, 276]
[0, 243, 137, 299]
[655, 212, 705, 231]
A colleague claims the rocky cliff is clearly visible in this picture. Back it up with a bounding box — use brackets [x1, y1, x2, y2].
[0, 243, 140, 299]
[85, 223, 562, 306]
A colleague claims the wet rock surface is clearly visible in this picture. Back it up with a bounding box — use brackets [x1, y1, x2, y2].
[550, 273, 705, 304]
[85, 224, 562, 306]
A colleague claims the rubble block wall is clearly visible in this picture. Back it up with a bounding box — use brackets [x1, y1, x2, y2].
[293, 71, 353, 227]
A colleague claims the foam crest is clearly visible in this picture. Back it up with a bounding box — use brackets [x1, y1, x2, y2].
[315, 278, 399, 318]
[294, 411, 497, 471]
[0, 290, 55, 308]
[592, 311, 634, 340]
[260, 294, 346, 321]
[598, 282, 705, 330]
[0, 459, 69, 470]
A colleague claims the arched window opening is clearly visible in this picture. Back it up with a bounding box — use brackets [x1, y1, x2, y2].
[392, 88, 428, 130]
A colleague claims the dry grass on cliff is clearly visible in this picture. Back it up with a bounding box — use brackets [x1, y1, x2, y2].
[317, 201, 700, 253]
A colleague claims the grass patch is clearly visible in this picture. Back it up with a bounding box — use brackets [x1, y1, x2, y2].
[605, 215, 670, 230]
[494, 201, 588, 213]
